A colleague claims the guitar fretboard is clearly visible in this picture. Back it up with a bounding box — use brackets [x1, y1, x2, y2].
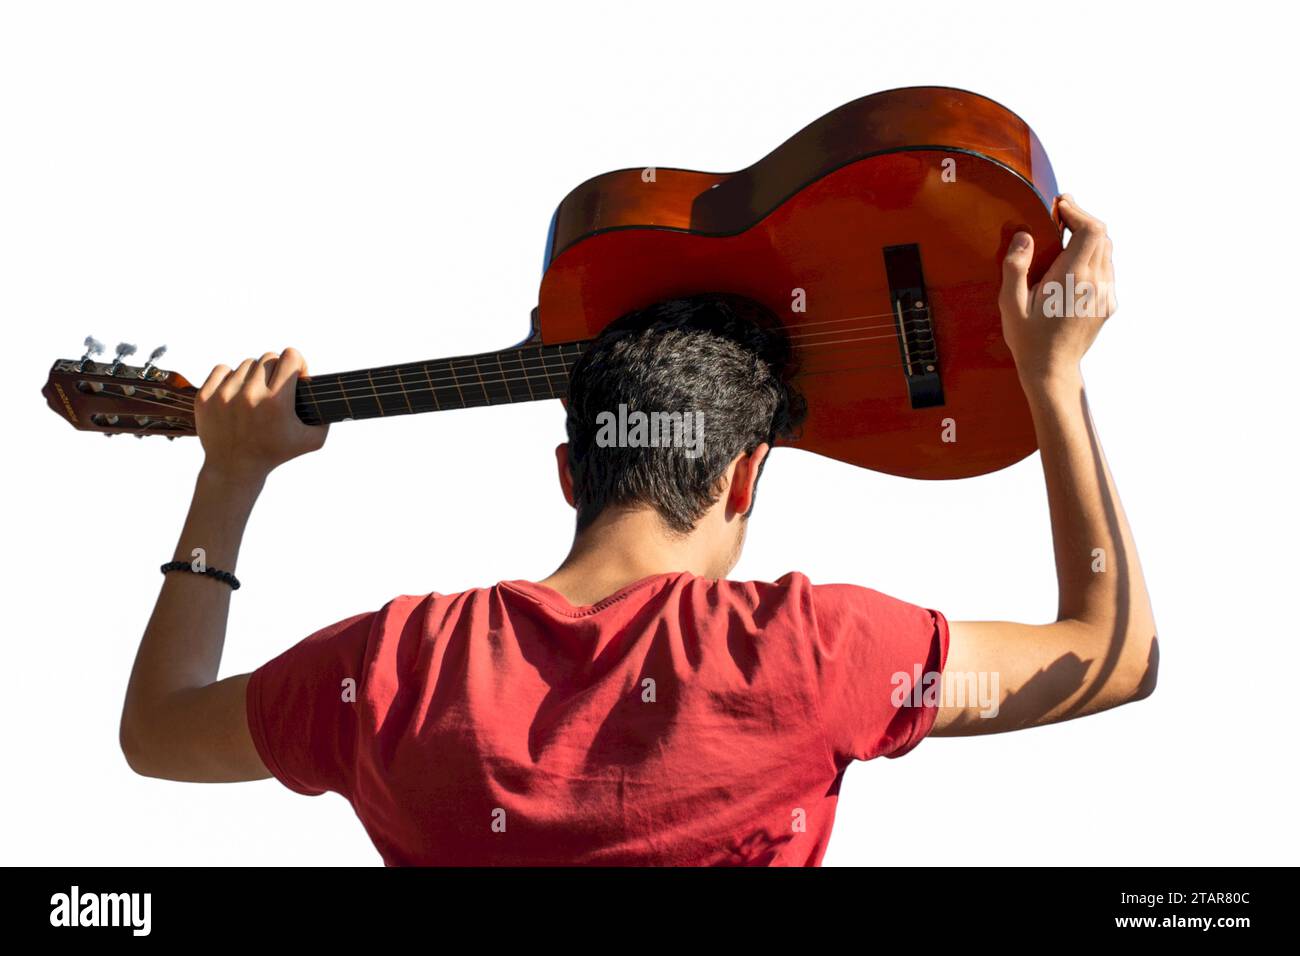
[294, 341, 588, 425]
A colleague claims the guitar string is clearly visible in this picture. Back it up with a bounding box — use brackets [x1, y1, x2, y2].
[156, 308, 928, 397]
[136, 333, 925, 411]
[191, 321, 932, 404]
[100, 328, 936, 415]
[291, 332, 919, 404]
[87, 349, 935, 433]
[278, 313, 930, 394]
[88, 335, 938, 423]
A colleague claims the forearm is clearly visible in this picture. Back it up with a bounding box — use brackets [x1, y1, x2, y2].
[939, 201, 1157, 734]
[121, 467, 263, 744]
[1024, 367, 1157, 692]
[117, 349, 324, 779]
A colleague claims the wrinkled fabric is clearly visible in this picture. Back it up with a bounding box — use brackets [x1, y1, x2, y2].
[246, 570, 948, 866]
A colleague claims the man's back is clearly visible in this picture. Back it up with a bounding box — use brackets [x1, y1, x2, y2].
[246, 571, 947, 865]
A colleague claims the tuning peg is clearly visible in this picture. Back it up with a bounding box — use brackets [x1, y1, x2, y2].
[78, 336, 105, 370]
[108, 342, 137, 376]
[140, 345, 168, 380]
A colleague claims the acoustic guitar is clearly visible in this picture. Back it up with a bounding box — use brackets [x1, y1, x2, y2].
[42, 85, 1062, 479]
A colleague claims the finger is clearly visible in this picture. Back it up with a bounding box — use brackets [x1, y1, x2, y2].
[1102, 237, 1117, 314]
[1086, 217, 1110, 274]
[1058, 194, 1103, 229]
[247, 352, 279, 394]
[1059, 194, 1108, 315]
[1095, 231, 1112, 272]
[199, 364, 232, 401]
[1058, 196, 1106, 260]
[219, 359, 256, 399]
[999, 231, 1034, 318]
[269, 347, 308, 392]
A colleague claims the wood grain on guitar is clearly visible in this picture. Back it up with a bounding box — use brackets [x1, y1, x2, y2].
[42, 85, 1063, 479]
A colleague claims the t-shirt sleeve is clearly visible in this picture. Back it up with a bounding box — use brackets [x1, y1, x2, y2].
[807, 581, 949, 765]
[245, 610, 377, 798]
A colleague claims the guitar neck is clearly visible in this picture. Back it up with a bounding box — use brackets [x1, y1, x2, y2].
[293, 340, 588, 425]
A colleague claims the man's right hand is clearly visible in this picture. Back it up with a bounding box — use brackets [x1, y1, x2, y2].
[194, 347, 328, 486]
[999, 195, 1117, 384]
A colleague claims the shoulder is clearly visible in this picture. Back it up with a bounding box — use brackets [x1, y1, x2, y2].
[699, 571, 888, 607]
[675, 572, 822, 626]
[328, 588, 491, 653]
[704, 573, 938, 634]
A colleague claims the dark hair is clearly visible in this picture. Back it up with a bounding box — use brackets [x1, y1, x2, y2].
[564, 293, 806, 534]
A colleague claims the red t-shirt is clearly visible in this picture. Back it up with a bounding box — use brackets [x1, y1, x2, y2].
[245, 570, 948, 866]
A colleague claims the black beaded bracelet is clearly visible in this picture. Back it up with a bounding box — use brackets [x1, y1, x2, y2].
[160, 560, 241, 590]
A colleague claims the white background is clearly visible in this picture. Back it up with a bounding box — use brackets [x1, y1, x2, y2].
[2, 1, 1295, 866]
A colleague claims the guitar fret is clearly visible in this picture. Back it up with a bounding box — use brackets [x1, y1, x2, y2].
[474, 355, 511, 406]
[451, 357, 489, 407]
[366, 370, 386, 416]
[540, 345, 566, 398]
[497, 352, 523, 404]
[342, 375, 381, 420]
[393, 367, 414, 413]
[499, 350, 533, 403]
[297, 378, 326, 426]
[532, 347, 551, 398]
[422, 360, 459, 410]
[448, 359, 468, 408]
[339, 381, 355, 420]
[516, 350, 536, 401]
[396, 364, 434, 413]
[301, 373, 353, 423]
[425, 363, 442, 411]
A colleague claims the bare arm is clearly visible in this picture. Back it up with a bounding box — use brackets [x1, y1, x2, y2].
[932, 196, 1158, 736]
[119, 348, 327, 780]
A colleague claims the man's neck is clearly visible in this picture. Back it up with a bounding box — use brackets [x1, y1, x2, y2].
[537, 508, 730, 607]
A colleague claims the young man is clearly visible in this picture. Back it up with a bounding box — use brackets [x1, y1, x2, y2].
[120, 196, 1157, 865]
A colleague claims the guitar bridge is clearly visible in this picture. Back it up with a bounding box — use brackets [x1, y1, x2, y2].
[883, 243, 944, 409]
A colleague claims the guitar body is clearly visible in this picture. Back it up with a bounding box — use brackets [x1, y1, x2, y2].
[536, 86, 1062, 479]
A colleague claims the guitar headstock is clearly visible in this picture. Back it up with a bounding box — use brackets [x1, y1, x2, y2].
[42, 338, 197, 438]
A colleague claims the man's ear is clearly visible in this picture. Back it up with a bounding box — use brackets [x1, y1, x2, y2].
[555, 443, 577, 509]
[727, 443, 771, 518]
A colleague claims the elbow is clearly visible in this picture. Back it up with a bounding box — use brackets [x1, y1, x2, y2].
[119, 711, 158, 778]
[119, 717, 145, 775]
[1127, 632, 1160, 703]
